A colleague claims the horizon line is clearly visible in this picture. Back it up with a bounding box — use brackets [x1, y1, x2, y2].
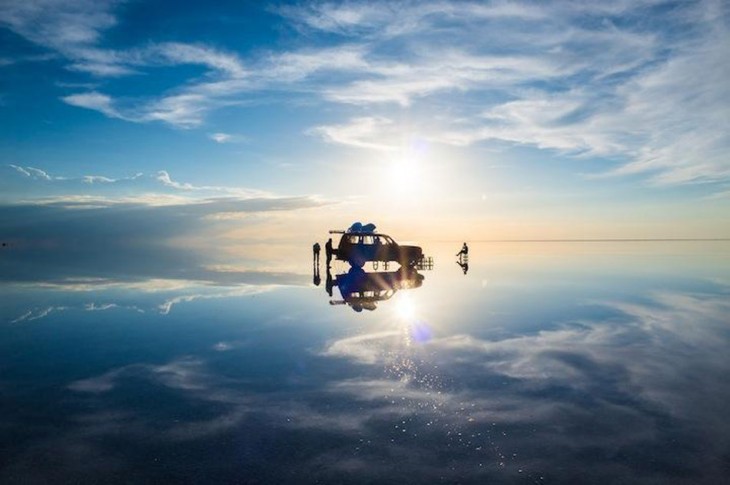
[428, 238, 730, 243]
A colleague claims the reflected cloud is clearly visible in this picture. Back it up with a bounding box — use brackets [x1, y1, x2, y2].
[10, 306, 65, 323]
[0, 173, 320, 289]
[157, 285, 274, 315]
[314, 286, 730, 480]
[4, 244, 729, 482]
[4, 283, 285, 324]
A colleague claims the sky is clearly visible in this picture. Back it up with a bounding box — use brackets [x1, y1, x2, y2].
[1, 0, 729, 246]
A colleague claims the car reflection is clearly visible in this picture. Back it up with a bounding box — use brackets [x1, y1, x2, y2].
[326, 265, 424, 312]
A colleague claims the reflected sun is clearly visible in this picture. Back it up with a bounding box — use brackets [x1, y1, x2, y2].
[395, 294, 416, 321]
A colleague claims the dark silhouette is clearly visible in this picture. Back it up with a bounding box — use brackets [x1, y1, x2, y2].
[325, 238, 333, 267]
[328, 228, 423, 268]
[325, 267, 333, 296]
[326, 264, 424, 312]
[320, 223, 431, 311]
[456, 242, 469, 274]
[312, 242, 322, 286]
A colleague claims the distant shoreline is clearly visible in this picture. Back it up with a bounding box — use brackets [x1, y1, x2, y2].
[429, 239, 730, 243]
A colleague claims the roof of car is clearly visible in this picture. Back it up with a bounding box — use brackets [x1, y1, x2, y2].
[330, 230, 392, 237]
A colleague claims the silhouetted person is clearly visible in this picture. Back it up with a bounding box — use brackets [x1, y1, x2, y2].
[457, 260, 469, 275]
[456, 242, 468, 257]
[325, 238, 333, 266]
[313, 242, 321, 265]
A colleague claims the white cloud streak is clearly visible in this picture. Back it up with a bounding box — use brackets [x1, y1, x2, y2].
[208, 132, 248, 144]
[4, 165, 271, 202]
[61, 91, 125, 119]
[307, 117, 399, 151]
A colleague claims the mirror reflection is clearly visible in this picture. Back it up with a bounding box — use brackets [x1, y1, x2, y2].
[313, 222, 432, 311]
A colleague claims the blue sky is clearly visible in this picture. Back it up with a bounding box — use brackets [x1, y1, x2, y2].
[1, 0, 729, 242]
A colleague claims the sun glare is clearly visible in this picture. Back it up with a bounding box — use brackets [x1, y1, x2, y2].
[395, 294, 416, 321]
[386, 152, 430, 200]
[392, 156, 418, 181]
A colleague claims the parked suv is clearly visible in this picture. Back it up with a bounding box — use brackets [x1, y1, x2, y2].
[328, 230, 423, 268]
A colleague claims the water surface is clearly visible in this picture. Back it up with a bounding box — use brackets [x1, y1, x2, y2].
[1, 241, 729, 483]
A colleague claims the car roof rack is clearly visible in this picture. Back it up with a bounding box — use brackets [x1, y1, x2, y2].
[329, 229, 378, 234]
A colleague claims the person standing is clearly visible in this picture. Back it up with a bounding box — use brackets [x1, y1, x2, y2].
[325, 238, 333, 266]
[313, 242, 321, 265]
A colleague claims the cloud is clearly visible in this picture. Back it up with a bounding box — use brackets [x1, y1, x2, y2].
[46, 283, 730, 481]
[287, 0, 730, 185]
[156, 286, 273, 315]
[5, 278, 725, 482]
[150, 42, 246, 78]
[277, 1, 547, 38]
[0, 0, 127, 75]
[0, 197, 323, 285]
[2, 164, 272, 201]
[10, 164, 55, 180]
[0, 165, 327, 287]
[1, 1, 251, 127]
[208, 132, 248, 144]
[61, 91, 125, 119]
[10, 306, 65, 323]
[321, 330, 401, 364]
[308, 116, 399, 151]
[3, 0, 728, 185]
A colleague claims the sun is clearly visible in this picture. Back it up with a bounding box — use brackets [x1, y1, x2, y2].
[392, 156, 418, 181]
[386, 152, 429, 199]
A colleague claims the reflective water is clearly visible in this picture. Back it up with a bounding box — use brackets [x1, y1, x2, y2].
[1, 242, 729, 483]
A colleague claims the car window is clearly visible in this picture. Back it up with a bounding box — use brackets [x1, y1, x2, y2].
[363, 236, 375, 245]
[348, 235, 359, 244]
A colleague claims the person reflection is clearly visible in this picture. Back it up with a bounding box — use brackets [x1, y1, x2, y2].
[313, 264, 321, 286]
[312, 242, 321, 286]
[325, 265, 333, 296]
[457, 260, 469, 275]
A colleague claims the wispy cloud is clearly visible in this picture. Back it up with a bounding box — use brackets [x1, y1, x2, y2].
[308, 116, 398, 151]
[10, 306, 65, 323]
[2, 0, 728, 185]
[10, 164, 57, 180]
[281, 0, 730, 185]
[61, 91, 126, 119]
[208, 132, 248, 144]
[3, 164, 272, 201]
[0, 0, 128, 75]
